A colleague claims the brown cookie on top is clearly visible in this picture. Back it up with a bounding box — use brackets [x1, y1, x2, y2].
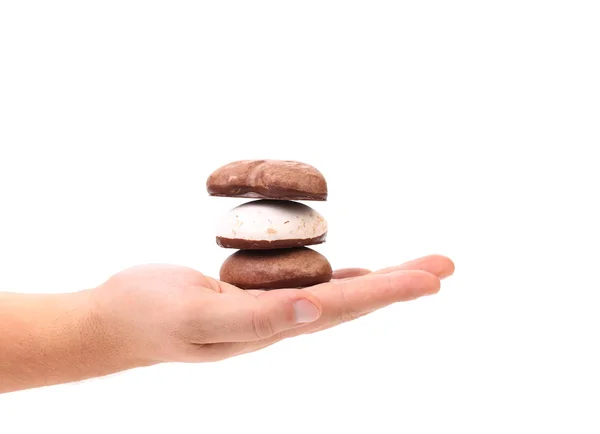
[206, 160, 327, 201]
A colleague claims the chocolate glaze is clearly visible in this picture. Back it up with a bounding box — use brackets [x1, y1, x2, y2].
[208, 186, 326, 201]
[207, 160, 327, 201]
[216, 233, 327, 250]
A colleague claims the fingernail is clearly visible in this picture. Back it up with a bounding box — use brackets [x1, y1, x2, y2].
[293, 299, 320, 323]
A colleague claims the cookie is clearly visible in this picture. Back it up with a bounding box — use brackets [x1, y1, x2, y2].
[219, 247, 333, 290]
[207, 159, 327, 201]
[216, 199, 327, 250]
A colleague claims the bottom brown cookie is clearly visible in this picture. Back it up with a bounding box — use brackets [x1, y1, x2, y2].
[220, 247, 332, 290]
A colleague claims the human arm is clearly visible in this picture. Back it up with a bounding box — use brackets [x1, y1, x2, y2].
[0, 254, 454, 394]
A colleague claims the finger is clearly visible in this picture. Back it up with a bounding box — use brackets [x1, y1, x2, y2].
[323, 269, 440, 317]
[191, 289, 323, 343]
[331, 254, 455, 282]
[278, 270, 440, 338]
[224, 255, 453, 292]
[373, 254, 455, 279]
[298, 261, 454, 335]
[284, 263, 449, 338]
[211, 255, 446, 335]
[332, 268, 372, 280]
[200, 270, 442, 359]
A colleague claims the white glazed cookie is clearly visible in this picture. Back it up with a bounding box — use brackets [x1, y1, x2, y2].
[216, 200, 327, 249]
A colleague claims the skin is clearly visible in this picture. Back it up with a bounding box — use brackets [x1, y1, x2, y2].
[0, 254, 454, 394]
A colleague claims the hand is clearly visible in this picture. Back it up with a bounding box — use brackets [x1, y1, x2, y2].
[89, 255, 454, 366]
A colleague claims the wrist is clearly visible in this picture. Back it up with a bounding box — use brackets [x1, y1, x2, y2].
[81, 287, 157, 376]
[0, 289, 151, 393]
[85, 283, 160, 372]
[49, 289, 149, 383]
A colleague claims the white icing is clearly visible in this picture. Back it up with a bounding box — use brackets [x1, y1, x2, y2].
[216, 200, 327, 241]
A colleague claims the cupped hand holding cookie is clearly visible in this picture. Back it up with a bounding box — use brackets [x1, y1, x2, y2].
[89, 254, 454, 365]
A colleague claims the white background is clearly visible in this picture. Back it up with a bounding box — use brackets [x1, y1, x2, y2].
[1, 1, 599, 432]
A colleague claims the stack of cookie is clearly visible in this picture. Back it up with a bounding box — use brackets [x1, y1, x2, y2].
[206, 160, 332, 290]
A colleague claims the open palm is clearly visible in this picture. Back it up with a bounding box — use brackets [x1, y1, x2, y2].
[94, 255, 454, 365]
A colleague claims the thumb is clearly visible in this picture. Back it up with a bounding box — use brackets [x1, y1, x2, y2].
[201, 290, 323, 343]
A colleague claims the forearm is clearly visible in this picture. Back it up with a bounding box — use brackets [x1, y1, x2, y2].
[0, 290, 145, 394]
